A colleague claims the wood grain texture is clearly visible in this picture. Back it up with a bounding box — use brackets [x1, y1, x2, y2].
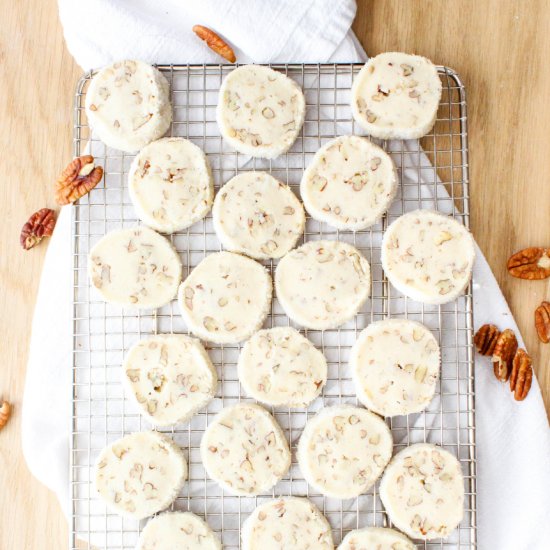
[0, 0, 549, 548]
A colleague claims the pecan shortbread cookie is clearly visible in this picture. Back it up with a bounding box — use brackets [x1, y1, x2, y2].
[338, 527, 415, 550]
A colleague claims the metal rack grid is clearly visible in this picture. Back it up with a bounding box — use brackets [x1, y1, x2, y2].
[70, 63, 476, 549]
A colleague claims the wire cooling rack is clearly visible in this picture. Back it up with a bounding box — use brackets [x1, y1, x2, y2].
[70, 64, 476, 549]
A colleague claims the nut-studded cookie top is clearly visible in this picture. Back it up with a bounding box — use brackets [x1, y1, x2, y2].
[380, 443, 464, 540]
[297, 405, 393, 499]
[178, 251, 272, 344]
[351, 52, 442, 140]
[128, 138, 213, 234]
[381, 210, 475, 304]
[242, 497, 334, 550]
[94, 431, 187, 520]
[217, 65, 306, 158]
[301, 135, 397, 230]
[88, 226, 182, 309]
[339, 527, 415, 550]
[200, 403, 291, 496]
[351, 319, 440, 417]
[123, 334, 217, 426]
[213, 171, 305, 259]
[275, 240, 370, 330]
[85, 59, 172, 152]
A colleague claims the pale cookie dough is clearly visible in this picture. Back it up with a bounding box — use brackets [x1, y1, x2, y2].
[381, 210, 475, 304]
[89, 226, 182, 309]
[128, 137, 213, 233]
[275, 240, 370, 330]
[351, 52, 442, 140]
[85, 59, 172, 152]
[178, 251, 272, 344]
[380, 443, 464, 540]
[217, 65, 306, 158]
[300, 136, 397, 231]
[238, 326, 327, 407]
[200, 403, 290, 496]
[94, 431, 187, 520]
[297, 405, 393, 499]
[338, 527, 415, 550]
[137, 511, 221, 550]
[212, 171, 305, 259]
[123, 334, 217, 426]
[242, 497, 334, 550]
[351, 319, 440, 417]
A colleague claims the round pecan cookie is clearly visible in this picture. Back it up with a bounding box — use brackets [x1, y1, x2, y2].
[275, 240, 370, 330]
[380, 443, 464, 540]
[128, 137, 213, 234]
[85, 59, 171, 152]
[301, 135, 397, 231]
[351, 52, 442, 140]
[297, 405, 393, 499]
[178, 251, 272, 344]
[339, 527, 415, 550]
[201, 403, 290, 496]
[94, 431, 187, 520]
[217, 65, 306, 158]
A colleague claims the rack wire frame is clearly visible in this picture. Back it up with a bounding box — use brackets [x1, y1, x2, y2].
[70, 63, 476, 549]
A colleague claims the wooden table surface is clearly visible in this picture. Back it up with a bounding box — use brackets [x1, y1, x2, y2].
[1, 0, 549, 548]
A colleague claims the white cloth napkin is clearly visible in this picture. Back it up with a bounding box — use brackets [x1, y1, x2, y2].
[23, 1, 549, 549]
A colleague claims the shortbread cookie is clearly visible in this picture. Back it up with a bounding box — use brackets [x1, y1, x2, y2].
[89, 226, 182, 309]
[352, 52, 442, 140]
[381, 210, 475, 304]
[275, 240, 370, 330]
[128, 137, 213, 233]
[178, 251, 272, 344]
[137, 512, 221, 550]
[338, 527, 415, 550]
[212, 172, 305, 259]
[351, 319, 440, 417]
[301, 136, 397, 231]
[380, 443, 464, 540]
[85, 59, 172, 152]
[217, 65, 306, 158]
[123, 334, 217, 426]
[297, 405, 393, 499]
[94, 431, 187, 520]
[201, 403, 290, 496]
[238, 327, 327, 407]
[242, 497, 334, 550]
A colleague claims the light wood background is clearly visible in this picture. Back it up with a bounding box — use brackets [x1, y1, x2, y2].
[1, 0, 548, 548]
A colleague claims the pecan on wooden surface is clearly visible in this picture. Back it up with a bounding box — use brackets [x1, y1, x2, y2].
[193, 25, 236, 63]
[510, 348, 533, 401]
[0, 401, 11, 431]
[534, 301, 550, 344]
[507, 247, 550, 280]
[20, 208, 56, 250]
[474, 324, 500, 356]
[55, 155, 103, 205]
[492, 328, 518, 382]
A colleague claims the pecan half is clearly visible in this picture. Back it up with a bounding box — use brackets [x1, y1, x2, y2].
[55, 155, 103, 205]
[492, 328, 518, 382]
[20, 208, 56, 250]
[0, 401, 11, 431]
[474, 324, 500, 356]
[507, 247, 550, 280]
[510, 348, 533, 401]
[535, 301, 550, 344]
[192, 25, 236, 63]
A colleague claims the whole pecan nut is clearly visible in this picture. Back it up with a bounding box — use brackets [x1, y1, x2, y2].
[20, 208, 56, 250]
[510, 348, 533, 401]
[534, 301, 550, 344]
[0, 401, 11, 431]
[474, 324, 500, 355]
[55, 155, 103, 205]
[492, 328, 518, 382]
[507, 247, 550, 280]
[193, 25, 236, 63]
